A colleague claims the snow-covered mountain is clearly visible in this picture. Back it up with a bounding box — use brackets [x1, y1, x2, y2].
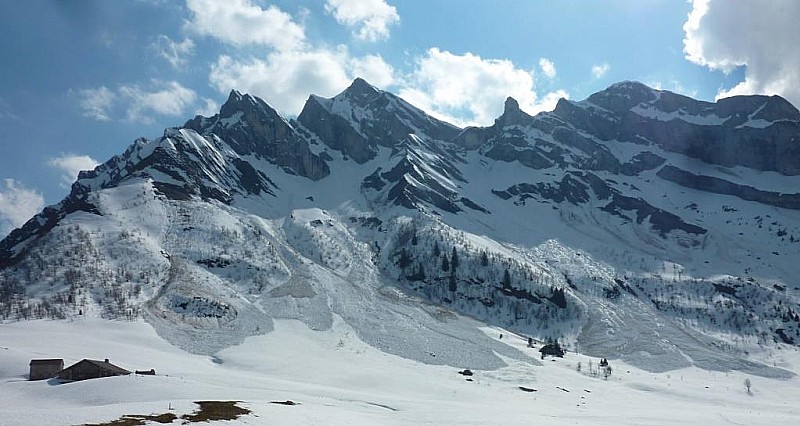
[2, 78, 800, 377]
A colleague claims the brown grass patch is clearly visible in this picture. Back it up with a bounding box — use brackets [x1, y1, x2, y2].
[82, 412, 177, 426]
[79, 400, 251, 425]
[181, 401, 251, 422]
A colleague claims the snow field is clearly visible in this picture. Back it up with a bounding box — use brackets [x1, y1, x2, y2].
[1, 318, 798, 425]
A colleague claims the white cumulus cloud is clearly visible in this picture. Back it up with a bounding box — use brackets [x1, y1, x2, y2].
[349, 54, 395, 87]
[77, 81, 198, 124]
[646, 79, 699, 99]
[397, 48, 567, 126]
[209, 49, 397, 116]
[185, 0, 306, 50]
[76, 86, 116, 121]
[195, 97, 219, 118]
[683, 0, 800, 107]
[118, 80, 197, 124]
[0, 179, 44, 238]
[325, 0, 399, 42]
[209, 49, 352, 116]
[48, 154, 100, 188]
[153, 35, 195, 68]
[591, 63, 610, 79]
[539, 58, 557, 79]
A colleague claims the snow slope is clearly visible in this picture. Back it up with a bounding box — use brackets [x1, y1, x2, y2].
[1, 318, 798, 425]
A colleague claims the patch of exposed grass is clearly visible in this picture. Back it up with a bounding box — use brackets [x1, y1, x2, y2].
[181, 401, 251, 422]
[82, 412, 177, 426]
[79, 401, 251, 426]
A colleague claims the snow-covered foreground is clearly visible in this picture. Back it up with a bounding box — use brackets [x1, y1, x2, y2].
[1, 318, 798, 425]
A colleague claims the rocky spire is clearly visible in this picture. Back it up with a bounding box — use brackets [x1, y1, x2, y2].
[495, 96, 531, 126]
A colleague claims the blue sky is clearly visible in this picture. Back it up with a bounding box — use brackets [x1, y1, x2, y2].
[1, 0, 798, 237]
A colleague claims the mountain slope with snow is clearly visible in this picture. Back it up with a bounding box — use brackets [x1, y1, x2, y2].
[1, 79, 799, 382]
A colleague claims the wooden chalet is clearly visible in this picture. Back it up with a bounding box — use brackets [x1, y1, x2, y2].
[57, 358, 130, 381]
[29, 359, 64, 381]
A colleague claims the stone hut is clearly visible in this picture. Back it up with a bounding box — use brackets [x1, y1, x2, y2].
[29, 359, 64, 381]
[57, 359, 130, 381]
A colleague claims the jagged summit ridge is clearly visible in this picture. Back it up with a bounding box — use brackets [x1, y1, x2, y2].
[4, 77, 800, 255]
[1, 78, 800, 377]
[341, 77, 382, 103]
[549, 83, 800, 175]
[296, 78, 460, 164]
[585, 80, 660, 113]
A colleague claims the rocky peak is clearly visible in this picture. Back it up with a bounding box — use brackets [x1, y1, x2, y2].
[504, 96, 520, 113]
[339, 77, 382, 107]
[186, 90, 293, 151]
[218, 90, 249, 116]
[586, 81, 659, 114]
[181, 91, 330, 181]
[297, 77, 461, 163]
[495, 96, 532, 127]
[752, 95, 800, 122]
[218, 90, 282, 124]
[347, 77, 379, 94]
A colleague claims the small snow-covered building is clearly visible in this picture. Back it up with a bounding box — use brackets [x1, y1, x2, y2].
[57, 359, 130, 381]
[29, 359, 64, 381]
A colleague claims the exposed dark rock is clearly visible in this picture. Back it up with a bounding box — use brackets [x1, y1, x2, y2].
[713, 284, 738, 296]
[553, 83, 800, 175]
[657, 165, 800, 210]
[620, 151, 666, 176]
[495, 97, 533, 127]
[460, 197, 490, 214]
[498, 285, 543, 304]
[776, 329, 795, 344]
[483, 144, 554, 169]
[186, 90, 330, 180]
[600, 193, 707, 237]
[361, 168, 387, 191]
[296, 95, 377, 164]
[297, 78, 460, 163]
[496, 173, 591, 205]
[364, 143, 467, 214]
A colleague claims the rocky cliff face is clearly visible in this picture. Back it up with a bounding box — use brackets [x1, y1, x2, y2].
[185, 90, 330, 180]
[554, 81, 800, 175]
[2, 79, 799, 376]
[296, 78, 460, 163]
